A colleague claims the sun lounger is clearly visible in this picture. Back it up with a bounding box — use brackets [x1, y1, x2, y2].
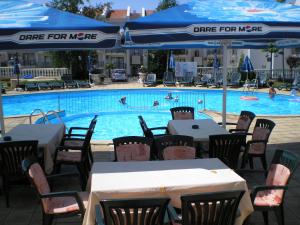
[64, 80, 78, 88]
[50, 82, 64, 89]
[163, 72, 176, 86]
[76, 80, 91, 88]
[38, 82, 50, 90]
[177, 72, 194, 86]
[243, 79, 258, 92]
[194, 74, 211, 87]
[25, 82, 39, 91]
[143, 73, 156, 86]
[228, 72, 241, 87]
[208, 72, 223, 88]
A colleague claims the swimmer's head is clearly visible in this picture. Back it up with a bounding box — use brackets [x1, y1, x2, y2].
[198, 99, 203, 104]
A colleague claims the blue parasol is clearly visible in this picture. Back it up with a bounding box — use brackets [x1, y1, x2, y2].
[241, 55, 254, 80]
[169, 51, 176, 69]
[13, 56, 21, 87]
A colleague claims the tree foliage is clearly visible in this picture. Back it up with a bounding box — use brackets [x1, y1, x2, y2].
[156, 0, 177, 11]
[47, 0, 110, 79]
[149, 0, 178, 79]
[286, 56, 298, 74]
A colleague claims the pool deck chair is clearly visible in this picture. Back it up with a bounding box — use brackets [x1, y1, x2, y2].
[143, 73, 156, 86]
[50, 82, 64, 89]
[38, 82, 51, 90]
[76, 80, 91, 88]
[257, 72, 268, 87]
[243, 79, 258, 92]
[163, 71, 176, 86]
[25, 82, 39, 91]
[208, 72, 223, 88]
[194, 74, 211, 87]
[228, 72, 241, 87]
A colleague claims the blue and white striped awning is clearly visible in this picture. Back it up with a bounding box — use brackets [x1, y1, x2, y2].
[124, 0, 300, 49]
[0, 0, 119, 50]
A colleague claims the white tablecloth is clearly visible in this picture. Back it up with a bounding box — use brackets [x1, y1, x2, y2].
[4, 124, 65, 173]
[168, 119, 229, 142]
[83, 159, 253, 225]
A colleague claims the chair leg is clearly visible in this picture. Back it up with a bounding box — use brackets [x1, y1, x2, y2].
[260, 155, 268, 177]
[274, 205, 284, 225]
[249, 156, 254, 169]
[76, 163, 87, 190]
[3, 176, 9, 208]
[262, 211, 269, 225]
[42, 213, 53, 225]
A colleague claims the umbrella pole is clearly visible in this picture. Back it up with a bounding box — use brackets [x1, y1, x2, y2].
[221, 41, 229, 128]
[0, 83, 5, 135]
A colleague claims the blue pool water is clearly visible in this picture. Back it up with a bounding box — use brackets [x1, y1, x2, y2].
[4, 89, 300, 140]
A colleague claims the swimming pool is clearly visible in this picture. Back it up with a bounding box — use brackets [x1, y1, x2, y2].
[4, 89, 300, 140]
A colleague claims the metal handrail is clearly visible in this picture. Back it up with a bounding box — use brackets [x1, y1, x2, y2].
[29, 109, 50, 124]
[46, 110, 69, 132]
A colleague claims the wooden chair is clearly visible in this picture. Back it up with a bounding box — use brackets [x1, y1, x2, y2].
[112, 136, 153, 162]
[168, 190, 245, 225]
[209, 134, 246, 170]
[96, 197, 170, 225]
[170, 107, 194, 120]
[0, 140, 38, 207]
[241, 119, 276, 171]
[218, 111, 256, 134]
[154, 135, 195, 160]
[251, 150, 300, 225]
[22, 158, 88, 225]
[53, 116, 97, 190]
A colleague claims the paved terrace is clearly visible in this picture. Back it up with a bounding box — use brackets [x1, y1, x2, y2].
[1, 82, 300, 225]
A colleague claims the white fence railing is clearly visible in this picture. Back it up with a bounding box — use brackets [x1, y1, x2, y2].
[0, 67, 70, 79]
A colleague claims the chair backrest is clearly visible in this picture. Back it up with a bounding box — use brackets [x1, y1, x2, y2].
[249, 119, 275, 155]
[82, 115, 98, 149]
[138, 115, 153, 138]
[170, 107, 194, 120]
[146, 73, 156, 82]
[264, 150, 300, 205]
[154, 135, 195, 160]
[164, 71, 175, 82]
[113, 136, 153, 161]
[0, 140, 38, 176]
[180, 190, 245, 225]
[100, 197, 170, 225]
[22, 157, 51, 213]
[209, 134, 245, 169]
[236, 111, 256, 132]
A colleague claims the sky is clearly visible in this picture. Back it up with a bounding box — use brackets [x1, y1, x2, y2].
[30, 0, 190, 10]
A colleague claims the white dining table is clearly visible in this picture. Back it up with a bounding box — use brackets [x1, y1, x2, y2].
[167, 119, 229, 142]
[83, 158, 253, 225]
[3, 123, 65, 173]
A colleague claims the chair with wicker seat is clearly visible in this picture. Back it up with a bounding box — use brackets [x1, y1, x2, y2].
[170, 106, 194, 120]
[218, 111, 256, 134]
[22, 158, 88, 225]
[241, 119, 276, 172]
[251, 149, 300, 225]
[209, 134, 246, 170]
[154, 135, 195, 160]
[168, 190, 245, 225]
[0, 140, 38, 207]
[95, 197, 170, 225]
[112, 136, 153, 162]
[53, 117, 97, 190]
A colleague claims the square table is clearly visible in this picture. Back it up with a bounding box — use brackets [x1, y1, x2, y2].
[168, 119, 229, 142]
[4, 124, 65, 174]
[83, 159, 253, 225]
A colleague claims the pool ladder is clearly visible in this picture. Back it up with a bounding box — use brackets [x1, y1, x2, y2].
[29, 109, 68, 131]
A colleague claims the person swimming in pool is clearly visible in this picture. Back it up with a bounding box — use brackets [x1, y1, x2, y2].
[153, 100, 159, 106]
[119, 96, 127, 104]
[165, 93, 173, 99]
[174, 96, 179, 102]
[268, 81, 276, 98]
